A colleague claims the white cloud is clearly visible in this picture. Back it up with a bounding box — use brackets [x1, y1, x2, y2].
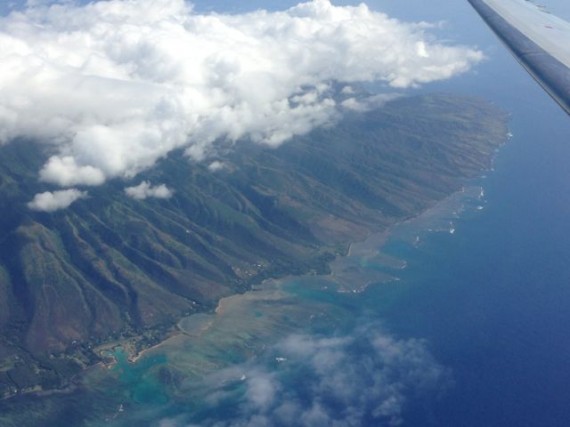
[208, 160, 226, 172]
[190, 325, 451, 427]
[39, 155, 106, 187]
[124, 181, 173, 200]
[0, 0, 483, 187]
[27, 188, 87, 212]
[341, 93, 403, 112]
[246, 371, 279, 410]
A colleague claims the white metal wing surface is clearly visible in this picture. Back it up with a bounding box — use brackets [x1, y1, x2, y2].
[468, 0, 570, 114]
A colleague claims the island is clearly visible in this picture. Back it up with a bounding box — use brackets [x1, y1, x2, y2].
[0, 93, 508, 402]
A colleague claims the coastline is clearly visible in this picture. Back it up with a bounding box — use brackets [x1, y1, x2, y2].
[0, 94, 511, 408]
[0, 170, 508, 406]
[114, 178, 500, 370]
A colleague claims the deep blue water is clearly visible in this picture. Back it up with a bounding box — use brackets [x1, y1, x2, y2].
[281, 1, 570, 424]
[369, 99, 570, 427]
[364, 1, 570, 425]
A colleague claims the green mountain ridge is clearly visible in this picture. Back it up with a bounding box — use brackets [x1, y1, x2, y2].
[0, 93, 508, 397]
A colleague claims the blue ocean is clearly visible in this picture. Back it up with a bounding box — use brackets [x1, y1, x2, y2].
[369, 97, 570, 427]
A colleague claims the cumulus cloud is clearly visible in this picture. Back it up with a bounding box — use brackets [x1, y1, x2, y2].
[125, 181, 173, 200]
[208, 160, 226, 172]
[177, 325, 451, 427]
[39, 155, 106, 186]
[27, 188, 87, 212]
[0, 0, 483, 187]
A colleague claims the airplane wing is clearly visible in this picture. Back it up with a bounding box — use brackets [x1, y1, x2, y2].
[468, 0, 570, 115]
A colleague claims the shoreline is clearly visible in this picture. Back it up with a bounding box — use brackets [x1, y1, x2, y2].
[0, 178, 501, 404]
[150, 180, 495, 360]
[0, 104, 512, 404]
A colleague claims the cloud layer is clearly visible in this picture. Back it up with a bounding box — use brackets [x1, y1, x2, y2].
[174, 325, 451, 427]
[27, 189, 87, 212]
[0, 0, 482, 189]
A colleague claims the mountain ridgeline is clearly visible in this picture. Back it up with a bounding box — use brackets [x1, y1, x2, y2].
[0, 94, 508, 396]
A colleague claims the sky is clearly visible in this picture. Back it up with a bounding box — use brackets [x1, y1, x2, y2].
[0, 0, 486, 211]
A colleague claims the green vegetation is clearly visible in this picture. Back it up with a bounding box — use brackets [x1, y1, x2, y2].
[0, 93, 508, 397]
